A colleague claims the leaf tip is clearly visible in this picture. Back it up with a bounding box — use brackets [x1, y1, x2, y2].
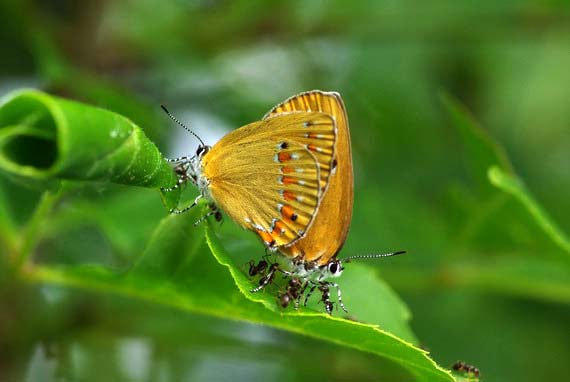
[487, 165, 503, 186]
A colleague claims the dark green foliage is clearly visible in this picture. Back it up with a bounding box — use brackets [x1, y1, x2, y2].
[1, 2, 569, 381]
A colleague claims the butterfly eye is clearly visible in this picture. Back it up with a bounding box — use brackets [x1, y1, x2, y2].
[328, 262, 339, 274]
[196, 146, 210, 157]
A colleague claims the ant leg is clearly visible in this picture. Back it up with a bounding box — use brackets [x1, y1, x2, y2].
[246, 256, 270, 278]
[277, 268, 293, 277]
[245, 259, 256, 276]
[261, 251, 273, 262]
[251, 276, 272, 293]
[162, 157, 191, 192]
[251, 264, 279, 293]
[328, 282, 348, 313]
[304, 282, 317, 307]
[294, 282, 309, 310]
[254, 251, 270, 266]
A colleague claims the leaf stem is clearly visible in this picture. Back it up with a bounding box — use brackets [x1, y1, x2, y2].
[0, 220, 18, 258]
[488, 166, 570, 258]
[14, 184, 66, 270]
[0, 211, 17, 258]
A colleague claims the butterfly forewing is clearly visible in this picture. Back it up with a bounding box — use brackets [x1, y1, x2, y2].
[202, 111, 337, 249]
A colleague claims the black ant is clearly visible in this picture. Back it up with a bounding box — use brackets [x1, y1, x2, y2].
[318, 283, 335, 315]
[278, 278, 305, 309]
[247, 258, 268, 277]
[452, 361, 480, 378]
[302, 281, 347, 315]
[251, 263, 281, 292]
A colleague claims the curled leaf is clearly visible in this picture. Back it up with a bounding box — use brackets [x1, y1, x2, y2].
[0, 89, 179, 208]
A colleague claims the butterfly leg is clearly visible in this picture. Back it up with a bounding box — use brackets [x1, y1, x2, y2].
[193, 203, 222, 226]
[161, 176, 186, 193]
[169, 194, 203, 214]
[165, 156, 192, 163]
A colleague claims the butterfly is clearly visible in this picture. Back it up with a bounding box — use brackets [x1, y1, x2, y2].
[250, 91, 404, 313]
[162, 90, 404, 314]
[162, 91, 337, 249]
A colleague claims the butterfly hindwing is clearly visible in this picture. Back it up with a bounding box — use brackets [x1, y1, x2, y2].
[264, 91, 340, 195]
[202, 111, 337, 249]
[265, 90, 354, 264]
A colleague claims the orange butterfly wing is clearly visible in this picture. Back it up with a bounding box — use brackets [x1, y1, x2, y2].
[265, 90, 353, 264]
[202, 111, 337, 249]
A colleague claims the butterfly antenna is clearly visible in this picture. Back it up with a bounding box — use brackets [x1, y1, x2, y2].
[344, 250, 406, 262]
[161, 105, 206, 147]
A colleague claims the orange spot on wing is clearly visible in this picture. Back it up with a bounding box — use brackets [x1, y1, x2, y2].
[282, 176, 297, 185]
[281, 205, 298, 221]
[283, 190, 296, 201]
[256, 229, 275, 246]
[307, 144, 317, 152]
[278, 152, 291, 162]
[272, 220, 285, 235]
[281, 166, 294, 174]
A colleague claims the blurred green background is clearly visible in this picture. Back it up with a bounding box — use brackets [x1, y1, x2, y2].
[1, 1, 569, 381]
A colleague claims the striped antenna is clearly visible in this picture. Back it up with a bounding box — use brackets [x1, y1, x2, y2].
[161, 105, 206, 147]
[344, 250, 406, 262]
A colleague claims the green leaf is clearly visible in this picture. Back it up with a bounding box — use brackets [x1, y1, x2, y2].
[336, 263, 418, 343]
[441, 93, 513, 195]
[448, 256, 570, 304]
[207, 226, 419, 343]
[441, 93, 568, 256]
[25, 208, 453, 382]
[435, 94, 570, 306]
[132, 204, 206, 277]
[451, 370, 480, 382]
[0, 90, 179, 209]
[489, 166, 570, 258]
[385, 253, 570, 306]
[41, 186, 168, 264]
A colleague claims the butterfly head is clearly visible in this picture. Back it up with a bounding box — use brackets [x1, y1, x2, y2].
[318, 250, 406, 280]
[321, 259, 345, 278]
[186, 144, 211, 191]
[195, 145, 210, 158]
[160, 104, 213, 193]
